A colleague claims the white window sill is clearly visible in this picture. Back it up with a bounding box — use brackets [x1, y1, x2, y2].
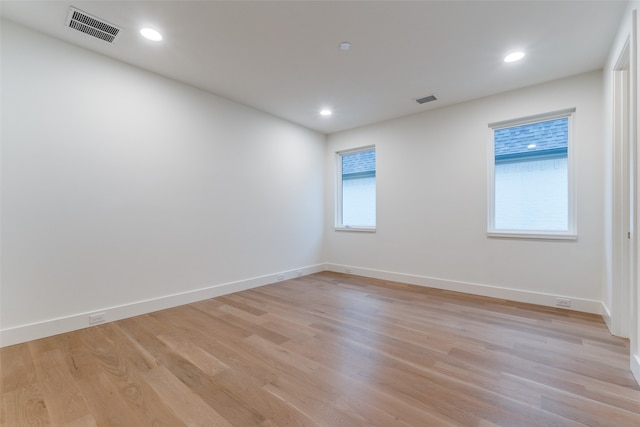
[335, 226, 376, 233]
[488, 231, 577, 241]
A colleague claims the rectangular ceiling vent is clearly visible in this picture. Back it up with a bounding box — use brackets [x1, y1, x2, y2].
[416, 94, 438, 105]
[66, 7, 121, 43]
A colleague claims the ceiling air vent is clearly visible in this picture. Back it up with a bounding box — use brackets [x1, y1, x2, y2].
[66, 7, 121, 43]
[416, 94, 438, 105]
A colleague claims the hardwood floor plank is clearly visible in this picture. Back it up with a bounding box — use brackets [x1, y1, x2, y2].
[76, 372, 148, 427]
[119, 316, 266, 425]
[280, 333, 473, 425]
[156, 334, 229, 377]
[27, 345, 96, 426]
[142, 365, 231, 427]
[540, 393, 640, 427]
[210, 369, 322, 427]
[2, 272, 639, 426]
[193, 300, 290, 345]
[1, 386, 50, 427]
[216, 295, 269, 317]
[242, 334, 452, 427]
[503, 370, 640, 416]
[1, 344, 40, 395]
[72, 324, 188, 426]
[258, 314, 317, 342]
[1, 342, 51, 426]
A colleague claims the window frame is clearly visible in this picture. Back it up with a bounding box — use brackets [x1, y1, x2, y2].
[335, 145, 377, 232]
[487, 108, 577, 240]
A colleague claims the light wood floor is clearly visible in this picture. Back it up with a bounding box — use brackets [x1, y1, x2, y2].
[2, 272, 639, 426]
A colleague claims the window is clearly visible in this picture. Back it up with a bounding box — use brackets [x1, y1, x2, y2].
[336, 146, 376, 231]
[488, 109, 576, 239]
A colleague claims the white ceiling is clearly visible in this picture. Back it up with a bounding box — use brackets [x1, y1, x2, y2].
[0, 1, 628, 134]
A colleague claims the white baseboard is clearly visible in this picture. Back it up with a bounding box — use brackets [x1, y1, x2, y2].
[632, 353, 640, 386]
[0, 264, 325, 348]
[325, 263, 604, 315]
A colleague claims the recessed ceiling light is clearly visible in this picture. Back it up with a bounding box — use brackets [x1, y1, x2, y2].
[320, 109, 333, 116]
[339, 42, 351, 51]
[504, 51, 525, 63]
[140, 28, 163, 41]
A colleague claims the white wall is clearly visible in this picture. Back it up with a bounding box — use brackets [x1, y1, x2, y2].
[0, 20, 326, 346]
[326, 71, 605, 313]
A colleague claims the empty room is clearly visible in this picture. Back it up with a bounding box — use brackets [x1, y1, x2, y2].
[1, 1, 640, 426]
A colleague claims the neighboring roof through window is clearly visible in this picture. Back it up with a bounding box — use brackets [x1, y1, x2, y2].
[494, 118, 568, 162]
[342, 150, 376, 179]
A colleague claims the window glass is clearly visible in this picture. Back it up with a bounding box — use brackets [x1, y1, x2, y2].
[489, 110, 575, 238]
[336, 147, 376, 230]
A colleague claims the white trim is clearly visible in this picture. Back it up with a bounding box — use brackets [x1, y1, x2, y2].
[487, 126, 497, 236]
[334, 226, 376, 233]
[0, 264, 326, 348]
[487, 231, 577, 241]
[632, 8, 640, 386]
[602, 303, 613, 332]
[325, 263, 604, 315]
[335, 145, 376, 156]
[335, 151, 344, 227]
[611, 35, 633, 338]
[488, 108, 576, 130]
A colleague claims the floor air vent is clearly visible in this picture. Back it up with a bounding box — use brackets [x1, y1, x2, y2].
[66, 7, 121, 43]
[416, 94, 438, 105]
